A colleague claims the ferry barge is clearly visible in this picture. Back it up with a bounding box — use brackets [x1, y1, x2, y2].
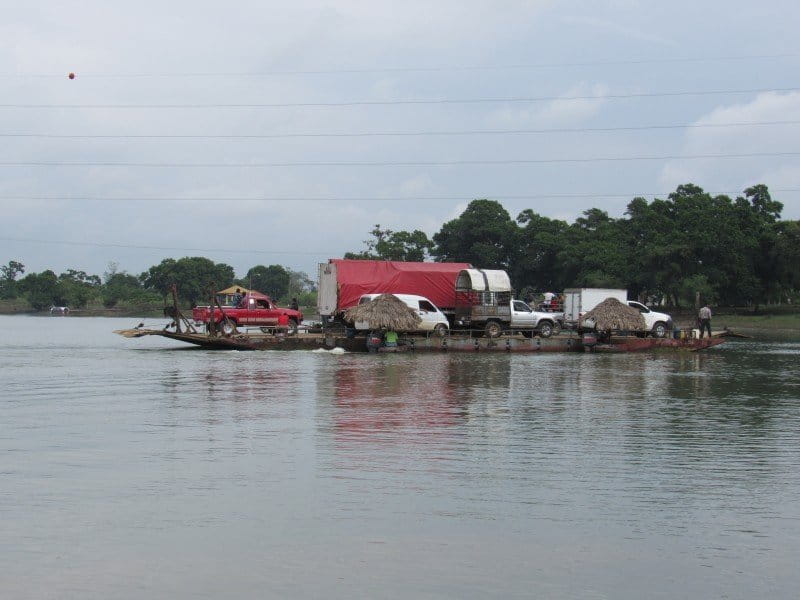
[116, 327, 725, 353]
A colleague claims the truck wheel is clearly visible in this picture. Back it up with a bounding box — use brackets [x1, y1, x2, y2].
[652, 321, 668, 338]
[219, 320, 238, 336]
[484, 321, 503, 338]
[537, 321, 554, 338]
[433, 323, 448, 337]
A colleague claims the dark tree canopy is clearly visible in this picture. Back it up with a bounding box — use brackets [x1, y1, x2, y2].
[240, 264, 291, 299]
[141, 257, 235, 305]
[5, 182, 799, 312]
[345, 225, 434, 262]
[432, 199, 517, 269]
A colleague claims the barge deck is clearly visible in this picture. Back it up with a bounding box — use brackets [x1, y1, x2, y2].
[115, 328, 726, 353]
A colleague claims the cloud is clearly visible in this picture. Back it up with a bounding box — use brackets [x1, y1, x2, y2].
[484, 82, 611, 128]
[658, 91, 800, 204]
[558, 14, 678, 47]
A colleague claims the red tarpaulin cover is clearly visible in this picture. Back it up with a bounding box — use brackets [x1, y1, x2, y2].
[330, 259, 472, 311]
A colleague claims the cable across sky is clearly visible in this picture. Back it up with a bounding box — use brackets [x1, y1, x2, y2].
[1, 151, 798, 169]
[2, 120, 799, 140]
[1, 86, 798, 109]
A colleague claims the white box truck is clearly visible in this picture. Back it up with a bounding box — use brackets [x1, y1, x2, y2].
[562, 288, 628, 327]
[563, 288, 673, 337]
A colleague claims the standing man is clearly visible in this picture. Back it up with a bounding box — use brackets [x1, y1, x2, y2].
[698, 303, 712, 339]
[290, 297, 299, 311]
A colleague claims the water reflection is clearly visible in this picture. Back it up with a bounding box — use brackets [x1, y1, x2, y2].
[3, 317, 800, 599]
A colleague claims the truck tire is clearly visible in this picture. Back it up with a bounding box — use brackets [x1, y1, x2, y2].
[219, 320, 238, 336]
[537, 320, 554, 338]
[433, 323, 448, 337]
[651, 321, 668, 338]
[484, 320, 503, 338]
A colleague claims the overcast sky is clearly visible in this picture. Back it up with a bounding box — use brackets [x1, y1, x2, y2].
[2, 0, 799, 280]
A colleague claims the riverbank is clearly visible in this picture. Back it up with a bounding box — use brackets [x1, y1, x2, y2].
[0, 299, 166, 318]
[701, 313, 800, 331]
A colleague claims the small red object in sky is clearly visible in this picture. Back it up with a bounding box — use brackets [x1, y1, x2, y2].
[68, 72, 75, 79]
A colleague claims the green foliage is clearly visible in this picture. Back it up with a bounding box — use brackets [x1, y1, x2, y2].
[345, 225, 433, 262]
[240, 264, 291, 299]
[57, 269, 102, 308]
[141, 256, 234, 305]
[774, 220, 800, 293]
[432, 200, 517, 268]
[430, 184, 797, 307]
[6, 182, 798, 312]
[103, 272, 153, 308]
[19, 270, 60, 310]
[0, 260, 25, 299]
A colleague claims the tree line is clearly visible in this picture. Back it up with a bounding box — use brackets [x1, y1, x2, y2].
[0, 258, 316, 311]
[346, 183, 800, 307]
[3, 182, 798, 311]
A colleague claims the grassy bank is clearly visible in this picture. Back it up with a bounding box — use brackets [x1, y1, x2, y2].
[703, 313, 800, 331]
[0, 299, 166, 318]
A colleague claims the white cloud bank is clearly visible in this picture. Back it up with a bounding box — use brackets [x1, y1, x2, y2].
[659, 91, 800, 202]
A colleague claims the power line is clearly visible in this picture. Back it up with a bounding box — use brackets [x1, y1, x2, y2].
[3, 189, 799, 202]
[3, 120, 799, 140]
[1, 151, 798, 168]
[1, 86, 798, 109]
[0, 236, 325, 256]
[7, 52, 800, 78]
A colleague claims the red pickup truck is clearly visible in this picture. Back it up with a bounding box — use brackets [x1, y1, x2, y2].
[192, 291, 303, 335]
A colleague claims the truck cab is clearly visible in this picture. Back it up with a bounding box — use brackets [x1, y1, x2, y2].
[626, 301, 673, 338]
[355, 294, 450, 335]
[192, 291, 303, 335]
[510, 300, 564, 338]
[454, 269, 563, 338]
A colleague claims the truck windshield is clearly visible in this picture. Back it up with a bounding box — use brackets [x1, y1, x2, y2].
[513, 301, 531, 312]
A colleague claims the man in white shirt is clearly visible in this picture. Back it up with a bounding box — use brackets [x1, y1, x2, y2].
[698, 304, 712, 339]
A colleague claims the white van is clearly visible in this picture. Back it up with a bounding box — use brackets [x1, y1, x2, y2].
[356, 293, 450, 335]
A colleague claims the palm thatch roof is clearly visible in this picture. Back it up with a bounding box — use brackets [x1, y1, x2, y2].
[581, 297, 646, 331]
[343, 294, 422, 331]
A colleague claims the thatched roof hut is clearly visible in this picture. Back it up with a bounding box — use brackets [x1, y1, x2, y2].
[343, 294, 422, 331]
[581, 297, 646, 331]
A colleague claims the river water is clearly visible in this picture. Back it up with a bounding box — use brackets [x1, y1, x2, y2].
[2, 315, 799, 599]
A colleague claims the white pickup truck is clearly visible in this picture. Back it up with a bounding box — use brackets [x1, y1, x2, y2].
[509, 300, 564, 338]
[625, 300, 673, 338]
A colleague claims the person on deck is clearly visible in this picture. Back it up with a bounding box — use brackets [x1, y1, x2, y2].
[383, 330, 399, 348]
[698, 304, 712, 339]
[290, 297, 299, 311]
[232, 288, 244, 307]
[542, 291, 555, 311]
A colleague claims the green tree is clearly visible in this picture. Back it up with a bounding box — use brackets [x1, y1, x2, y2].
[19, 270, 59, 310]
[57, 270, 102, 308]
[512, 211, 569, 292]
[432, 199, 518, 269]
[0, 260, 25, 299]
[736, 185, 784, 306]
[103, 272, 152, 308]
[345, 225, 434, 261]
[141, 257, 234, 305]
[774, 220, 800, 296]
[556, 209, 628, 291]
[240, 264, 291, 299]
